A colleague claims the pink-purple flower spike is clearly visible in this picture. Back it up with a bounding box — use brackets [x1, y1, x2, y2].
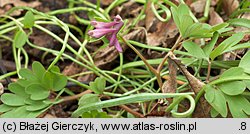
[88, 15, 124, 52]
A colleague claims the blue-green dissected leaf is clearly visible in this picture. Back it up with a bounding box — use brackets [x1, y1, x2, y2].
[239, 51, 250, 74]
[210, 107, 219, 118]
[0, 104, 15, 113]
[22, 11, 35, 28]
[42, 71, 67, 91]
[78, 94, 100, 107]
[228, 18, 250, 29]
[225, 95, 250, 118]
[0, 93, 25, 106]
[218, 81, 246, 96]
[32, 61, 46, 81]
[183, 41, 207, 59]
[207, 89, 227, 117]
[25, 84, 50, 100]
[26, 101, 50, 111]
[8, 83, 28, 97]
[13, 30, 28, 48]
[19, 68, 39, 82]
[210, 32, 245, 60]
[89, 77, 106, 94]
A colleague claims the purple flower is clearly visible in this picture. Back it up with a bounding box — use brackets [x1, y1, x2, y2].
[88, 15, 124, 52]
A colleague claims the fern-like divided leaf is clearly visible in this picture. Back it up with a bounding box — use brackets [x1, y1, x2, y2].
[0, 61, 67, 118]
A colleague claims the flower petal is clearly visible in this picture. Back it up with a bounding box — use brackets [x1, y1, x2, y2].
[113, 38, 123, 52]
[108, 33, 117, 46]
[90, 21, 117, 29]
[113, 15, 124, 32]
[88, 28, 116, 38]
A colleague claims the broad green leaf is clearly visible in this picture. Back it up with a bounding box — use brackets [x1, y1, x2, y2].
[226, 42, 250, 52]
[220, 67, 245, 78]
[82, 110, 111, 118]
[183, 41, 207, 59]
[0, 109, 15, 118]
[208, 90, 227, 117]
[0, 104, 15, 113]
[239, 51, 250, 74]
[32, 61, 46, 80]
[210, 23, 229, 32]
[204, 85, 216, 103]
[42, 71, 67, 91]
[210, 107, 219, 118]
[218, 81, 246, 96]
[21, 11, 35, 28]
[185, 23, 212, 38]
[180, 15, 193, 37]
[203, 32, 219, 57]
[228, 18, 250, 29]
[78, 94, 100, 107]
[13, 30, 28, 48]
[26, 101, 50, 111]
[210, 32, 245, 60]
[8, 83, 28, 97]
[89, 77, 106, 94]
[19, 68, 39, 82]
[1, 93, 25, 106]
[243, 80, 250, 90]
[225, 95, 250, 118]
[11, 106, 30, 118]
[25, 84, 50, 100]
[50, 66, 60, 73]
[17, 79, 31, 87]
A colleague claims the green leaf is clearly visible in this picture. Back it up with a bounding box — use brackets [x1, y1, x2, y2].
[78, 94, 100, 107]
[182, 41, 207, 59]
[25, 84, 50, 100]
[26, 101, 50, 111]
[225, 95, 250, 118]
[218, 81, 246, 96]
[42, 71, 67, 91]
[13, 30, 28, 48]
[89, 77, 106, 94]
[203, 32, 219, 57]
[210, 32, 245, 60]
[72, 93, 194, 117]
[0, 104, 15, 113]
[239, 51, 250, 74]
[21, 11, 35, 28]
[19, 68, 39, 82]
[204, 85, 215, 103]
[17, 79, 31, 87]
[220, 67, 245, 78]
[1, 93, 25, 106]
[32, 61, 46, 80]
[82, 110, 111, 118]
[185, 23, 212, 38]
[210, 107, 219, 118]
[226, 42, 250, 52]
[208, 90, 227, 117]
[228, 18, 250, 29]
[210, 23, 229, 32]
[8, 83, 28, 97]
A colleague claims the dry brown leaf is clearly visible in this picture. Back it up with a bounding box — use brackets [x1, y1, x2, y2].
[222, 0, 239, 15]
[0, 0, 41, 15]
[190, 0, 206, 14]
[0, 82, 3, 95]
[209, 8, 224, 26]
[145, 0, 155, 31]
[101, 0, 114, 6]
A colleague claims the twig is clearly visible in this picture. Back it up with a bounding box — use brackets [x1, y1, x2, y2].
[119, 105, 144, 118]
[206, 61, 211, 82]
[62, 90, 92, 102]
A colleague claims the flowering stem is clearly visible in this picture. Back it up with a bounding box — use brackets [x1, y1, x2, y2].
[119, 36, 158, 76]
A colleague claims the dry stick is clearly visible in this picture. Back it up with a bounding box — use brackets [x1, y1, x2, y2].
[62, 90, 92, 102]
[119, 105, 144, 118]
